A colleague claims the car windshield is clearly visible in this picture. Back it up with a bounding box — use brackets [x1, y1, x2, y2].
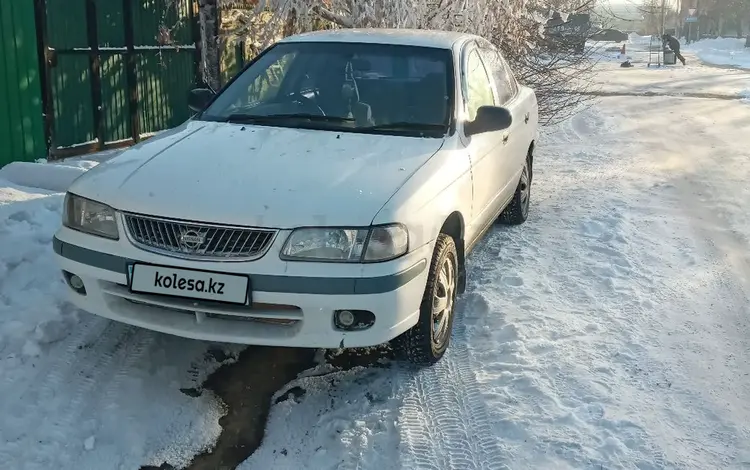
[199, 41, 454, 137]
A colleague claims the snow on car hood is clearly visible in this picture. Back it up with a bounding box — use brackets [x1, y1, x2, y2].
[69, 121, 445, 228]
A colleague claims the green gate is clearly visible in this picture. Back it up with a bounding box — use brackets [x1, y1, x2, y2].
[0, 1, 46, 165]
[40, 0, 200, 158]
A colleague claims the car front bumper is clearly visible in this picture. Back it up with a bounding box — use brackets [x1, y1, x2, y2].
[52, 226, 431, 348]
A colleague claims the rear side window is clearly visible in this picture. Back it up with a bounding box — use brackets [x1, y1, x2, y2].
[498, 53, 519, 97]
[478, 46, 516, 105]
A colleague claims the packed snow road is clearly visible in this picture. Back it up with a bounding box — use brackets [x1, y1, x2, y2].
[0, 44, 749, 469]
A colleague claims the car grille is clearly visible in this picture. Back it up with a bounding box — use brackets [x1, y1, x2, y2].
[123, 213, 276, 261]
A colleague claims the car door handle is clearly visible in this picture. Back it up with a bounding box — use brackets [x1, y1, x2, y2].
[524, 112, 530, 124]
[502, 133, 509, 144]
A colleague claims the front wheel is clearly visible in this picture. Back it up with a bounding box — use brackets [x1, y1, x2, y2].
[393, 234, 458, 366]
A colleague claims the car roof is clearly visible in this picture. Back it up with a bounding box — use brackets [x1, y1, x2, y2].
[279, 28, 477, 49]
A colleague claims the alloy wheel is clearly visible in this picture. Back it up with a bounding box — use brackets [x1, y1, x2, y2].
[520, 162, 530, 217]
[431, 256, 456, 347]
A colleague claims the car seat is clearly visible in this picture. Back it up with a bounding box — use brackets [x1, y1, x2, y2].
[317, 60, 374, 126]
[409, 73, 448, 125]
[341, 70, 374, 126]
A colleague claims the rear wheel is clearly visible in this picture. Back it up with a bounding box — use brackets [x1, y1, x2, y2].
[499, 155, 532, 225]
[393, 234, 458, 366]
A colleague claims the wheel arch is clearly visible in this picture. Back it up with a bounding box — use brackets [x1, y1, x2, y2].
[439, 211, 467, 294]
[527, 140, 535, 182]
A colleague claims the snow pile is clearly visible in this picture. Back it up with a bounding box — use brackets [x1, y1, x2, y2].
[0, 177, 72, 354]
[0, 165, 234, 469]
[685, 37, 749, 69]
[0, 162, 88, 192]
[741, 89, 750, 103]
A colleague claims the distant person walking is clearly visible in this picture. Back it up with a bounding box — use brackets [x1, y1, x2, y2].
[662, 33, 686, 65]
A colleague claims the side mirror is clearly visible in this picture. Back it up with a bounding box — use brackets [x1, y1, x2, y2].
[464, 106, 513, 136]
[188, 88, 215, 113]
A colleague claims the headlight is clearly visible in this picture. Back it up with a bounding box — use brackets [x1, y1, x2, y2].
[63, 193, 119, 240]
[281, 224, 408, 262]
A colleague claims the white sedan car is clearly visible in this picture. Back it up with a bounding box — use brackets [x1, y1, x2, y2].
[53, 28, 538, 365]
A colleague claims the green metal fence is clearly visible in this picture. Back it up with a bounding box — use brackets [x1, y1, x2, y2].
[0, 0, 201, 164]
[0, 1, 46, 166]
[41, 0, 201, 158]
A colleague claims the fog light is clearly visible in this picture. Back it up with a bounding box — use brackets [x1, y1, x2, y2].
[333, 309, 376, 331]
[337, 310, 355, 327]
[70, 275, 84, 290]
[63, 270, 87, 295]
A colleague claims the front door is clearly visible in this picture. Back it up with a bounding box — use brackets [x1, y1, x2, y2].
[461, 43, 512, 237]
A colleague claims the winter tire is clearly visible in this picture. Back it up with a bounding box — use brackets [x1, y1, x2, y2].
[393, 234, 458, 366]
[499, 154, 531, 225]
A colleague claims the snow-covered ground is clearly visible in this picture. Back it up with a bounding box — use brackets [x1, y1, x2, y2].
[685, 37, 750, 70]
[588, 36, 749, 100]
[0, 171, 243, 467]
[615, 34, 750, 71]
[1, 42, 749, 470]
[244, 50, 750, 469]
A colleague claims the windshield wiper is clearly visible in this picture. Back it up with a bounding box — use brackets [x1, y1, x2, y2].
[225, 113, 354, 124]
[358, 122, 447, 132]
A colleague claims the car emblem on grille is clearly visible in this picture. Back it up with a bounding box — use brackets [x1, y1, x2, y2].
[179, 230, 206, 251]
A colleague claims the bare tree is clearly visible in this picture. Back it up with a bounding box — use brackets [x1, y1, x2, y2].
[211, 0, 601, 125]
[199, 0, 222, 90]
[490, 1, 602, 125]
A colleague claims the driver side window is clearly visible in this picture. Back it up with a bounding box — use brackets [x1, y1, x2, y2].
[465, 49, 495, 121]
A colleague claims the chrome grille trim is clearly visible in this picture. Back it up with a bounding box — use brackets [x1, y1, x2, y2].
[122, 212, 277, 261]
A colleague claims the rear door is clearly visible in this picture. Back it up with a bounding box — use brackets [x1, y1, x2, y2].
[498, 52, 537, 167]
[477, 43, 527, 187]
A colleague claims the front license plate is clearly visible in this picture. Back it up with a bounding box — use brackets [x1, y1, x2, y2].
[129, 263, 250, 305]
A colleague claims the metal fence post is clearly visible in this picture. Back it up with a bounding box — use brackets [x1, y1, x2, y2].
[84, 0, 104, 151]
[123, 0, 141, 143]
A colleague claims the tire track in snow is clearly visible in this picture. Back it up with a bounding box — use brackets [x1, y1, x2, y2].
[0, 318, 102, 465]
[97, 327, 159, 454]
[31, 321, 139, 468]
[395, 108, 614, 470]
[1, 313, 98, 410]
[1, 312, 155, 469]
[397, 299, 509, 470]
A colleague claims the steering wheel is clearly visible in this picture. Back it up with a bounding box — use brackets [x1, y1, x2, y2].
[290, 92, 325, 116]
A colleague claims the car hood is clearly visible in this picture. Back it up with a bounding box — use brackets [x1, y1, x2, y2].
[70, 121, 446, 228]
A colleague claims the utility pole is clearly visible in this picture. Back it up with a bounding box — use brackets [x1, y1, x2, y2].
[687, 5, 697, 43]
[696, 0, 700, 39]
